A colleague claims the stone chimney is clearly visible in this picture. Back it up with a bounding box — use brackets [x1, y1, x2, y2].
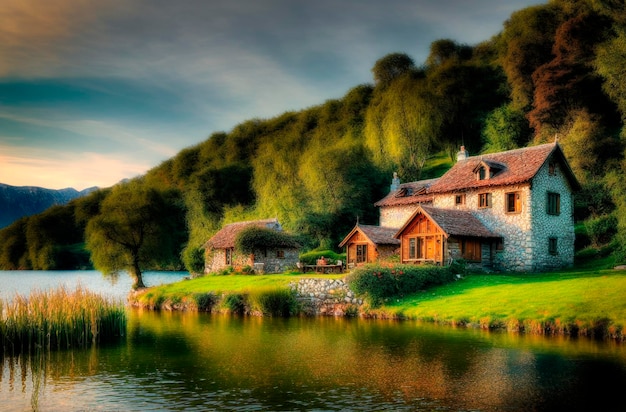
[390, 172, 400, 192]
[456, 146, 468, 162]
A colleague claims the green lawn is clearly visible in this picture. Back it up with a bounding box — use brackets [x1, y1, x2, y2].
[376, 262, 626, 338]
[140, 272, 342, 300]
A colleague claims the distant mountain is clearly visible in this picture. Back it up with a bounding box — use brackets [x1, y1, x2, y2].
[0, 183, 98, 228]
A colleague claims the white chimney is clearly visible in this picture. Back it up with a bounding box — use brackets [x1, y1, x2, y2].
[456, 146, 468, 162]
[390, 172, 400, 192]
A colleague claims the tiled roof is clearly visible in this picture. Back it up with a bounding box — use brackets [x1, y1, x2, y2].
[358, 225, 401, 245]
[395, 205, 500, 239]
[428, 142, 579, 194]
[373, 178, 437, 207]
[205, 218, 281, 249]
[375, 143, 580, 208]
[338, 224, 400, 248]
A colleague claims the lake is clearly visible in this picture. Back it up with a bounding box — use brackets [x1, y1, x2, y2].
[1, 271, 626, 411]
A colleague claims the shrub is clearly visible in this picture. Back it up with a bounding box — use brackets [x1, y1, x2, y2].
[193, 293, 217, 311]
[585, 214, 618, 247]
[222, 293, 246, 314]
[235, 227, 300, 255]
[347, 264, 455, 307]
[575, 247, 599, 261]
[216, 266, 234, 276]
[299, 250, 346, 265]
[248, 287, 299, 316]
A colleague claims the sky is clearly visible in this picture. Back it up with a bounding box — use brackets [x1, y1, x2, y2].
[0, 0, 543, 190]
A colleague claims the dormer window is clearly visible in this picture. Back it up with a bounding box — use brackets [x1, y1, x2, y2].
[474, 160, 505, 181]
[478, 167, 486, 180]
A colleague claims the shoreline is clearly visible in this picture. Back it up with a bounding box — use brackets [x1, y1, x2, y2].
[128, 271, 626, 342]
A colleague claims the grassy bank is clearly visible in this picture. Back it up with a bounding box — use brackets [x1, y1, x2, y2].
[131, 260, 626, 340]
[131, 272, 342, 314]
[0, 286, 127, 353]
[372, 263, 626, 340]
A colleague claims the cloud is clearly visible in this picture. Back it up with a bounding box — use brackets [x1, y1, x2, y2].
[0, 145, 151, 190]
[0, 0, 543, 190]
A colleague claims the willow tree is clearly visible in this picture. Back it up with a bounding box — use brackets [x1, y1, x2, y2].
[365, 71, 438, 181]
[86, 181, 186, 289]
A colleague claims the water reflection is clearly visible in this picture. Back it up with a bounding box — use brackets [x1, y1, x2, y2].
[2, 312, 626, 411]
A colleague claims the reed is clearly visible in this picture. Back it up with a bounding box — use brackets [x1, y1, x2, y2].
[0, 286, 126, 353]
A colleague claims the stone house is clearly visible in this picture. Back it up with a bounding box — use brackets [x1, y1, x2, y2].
[344, 142, 580, 272]
[338, 224, 400, 266]
[203, 218, 300, 274]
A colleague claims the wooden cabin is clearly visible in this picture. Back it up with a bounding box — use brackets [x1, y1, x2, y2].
[338, 224, 400, 267]
[394, 205, 500, 267]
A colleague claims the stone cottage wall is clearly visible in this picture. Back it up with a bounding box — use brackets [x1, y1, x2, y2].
[529, 160, 575, 270]
[252, 248, 299, 274]
[379, 204, 421, 228]
[205, 249, 226, 273]
[290, 278, 363, 316]
[206, 248, 299, 274]
[433, 184, 534, 271]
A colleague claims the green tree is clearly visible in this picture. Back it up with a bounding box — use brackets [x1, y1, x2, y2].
[595, 26, 626, 129]
[495, 3, 564, 110]
[371, 53, 416, 87]
[25, 205, 82, 270]
[0, 217, 30, 270]
[425, 44, 507, 156]
[528, 12, 614, 137]
[86, 181, 186, 289]
[482, 104, 530, 153]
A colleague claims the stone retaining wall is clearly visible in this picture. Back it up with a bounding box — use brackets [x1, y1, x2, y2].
[289, 278, 364, 316]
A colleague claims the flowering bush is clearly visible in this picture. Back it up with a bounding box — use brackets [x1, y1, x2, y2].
[347, 264, 455, 307]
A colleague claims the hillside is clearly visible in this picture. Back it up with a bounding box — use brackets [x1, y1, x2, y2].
[0, 183, 97, 229]
[1, 0, 625, 273]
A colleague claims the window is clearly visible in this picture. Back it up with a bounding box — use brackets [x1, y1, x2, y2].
[276, 250, 285, 259]
[478, 167, 486, 180]
[455, 194, 465, 205]
[461, 239, 482, 262]
[478, 193, 492, 208]
[225, 248, 233, 265]
[495, 238, 504, 252]
[549, 238, 558, 255]
[547, 192, 561, 215]
[505, 192, 521, 213]
[356, 244, 367, 263]
[408, 237, 424, 260]
[549, 162, 557, 176]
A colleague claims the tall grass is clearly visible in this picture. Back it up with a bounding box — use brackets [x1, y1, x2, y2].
[247, 287, 299, 316]
[0, 286, 126, 353]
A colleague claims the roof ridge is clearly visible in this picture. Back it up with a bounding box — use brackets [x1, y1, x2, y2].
[467, 142, 556, 160]
[223, 217, 278, 227]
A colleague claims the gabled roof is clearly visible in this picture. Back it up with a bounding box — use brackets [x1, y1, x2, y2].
[394, 205, 500, 239]
[205, 218, 281, 249]
[428, 142, 581, 194]
[373, 178, 437, 207]
[374, 143, 580, 208]
[338, 224, 400, 248]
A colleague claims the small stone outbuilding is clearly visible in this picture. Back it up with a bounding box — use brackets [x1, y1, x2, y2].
[203, 218, 300, 274]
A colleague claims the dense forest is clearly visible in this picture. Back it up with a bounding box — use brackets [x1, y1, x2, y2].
[2, 0, 626, 276]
